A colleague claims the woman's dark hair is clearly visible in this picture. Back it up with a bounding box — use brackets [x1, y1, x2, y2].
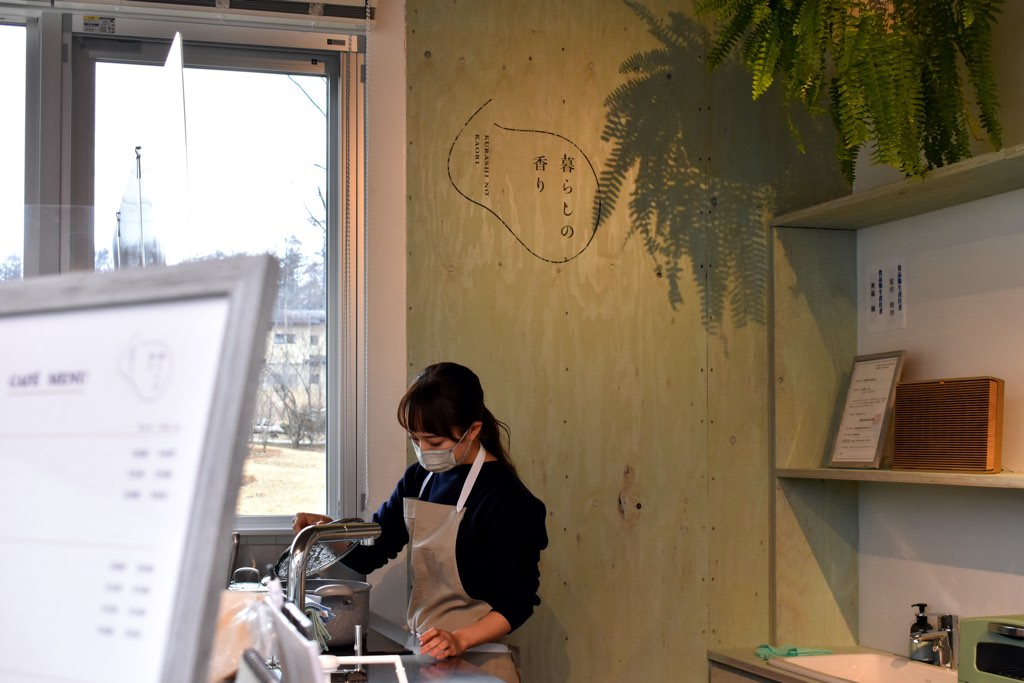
[397, 362, 516, 475]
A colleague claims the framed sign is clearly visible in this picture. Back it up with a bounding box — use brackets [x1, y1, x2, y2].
[0, 254, 278, 683]
[829, 351, 905, 468]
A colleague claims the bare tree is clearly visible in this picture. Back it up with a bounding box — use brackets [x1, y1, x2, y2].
[263, 323, 326, 447]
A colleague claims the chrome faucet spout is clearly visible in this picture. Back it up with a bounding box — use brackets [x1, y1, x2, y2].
[911, 629, 954, 669]
[939, 613, 958, 670]
[285, 520, 382, 608]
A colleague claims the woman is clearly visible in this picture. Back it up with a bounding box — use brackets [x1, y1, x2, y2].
[293, 362, 548, 662]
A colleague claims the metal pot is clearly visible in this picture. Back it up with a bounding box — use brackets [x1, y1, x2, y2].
[227, 566, 268, 593]
[231, 567, 338, 594]
[313, 580, 370, 648]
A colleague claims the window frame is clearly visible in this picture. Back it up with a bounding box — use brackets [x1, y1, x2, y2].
[21, 12, 366, 530]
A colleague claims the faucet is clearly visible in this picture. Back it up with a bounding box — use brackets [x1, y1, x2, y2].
[285, 519, 381, 609]
[910, 630, 951, 667]
[939, 613, 958, 670]
[909, 614, 958, 670]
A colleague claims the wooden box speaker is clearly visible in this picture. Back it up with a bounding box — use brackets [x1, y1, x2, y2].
[892, 376, 1003, 473]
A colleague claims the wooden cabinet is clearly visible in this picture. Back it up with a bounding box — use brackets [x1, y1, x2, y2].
[707, 651, 823, 683]
[709, 662, 777, 682]
[768, 142, 1024, 645]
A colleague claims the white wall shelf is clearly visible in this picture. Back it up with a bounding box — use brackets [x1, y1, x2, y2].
[776, 467, 1024, 489]
[773, 142, 1024, 230]
[770, 143, 1024, 648]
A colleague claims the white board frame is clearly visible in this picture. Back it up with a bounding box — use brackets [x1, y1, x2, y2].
[0, 254, 278, 683]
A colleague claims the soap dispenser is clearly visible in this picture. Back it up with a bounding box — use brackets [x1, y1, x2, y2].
[909, 603, 936, 663]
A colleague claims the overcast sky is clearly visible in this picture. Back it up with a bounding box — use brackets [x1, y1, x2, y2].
[95, 58, 328, 265]
[1, 26, 328, 268]
[0, 25, 26, 263]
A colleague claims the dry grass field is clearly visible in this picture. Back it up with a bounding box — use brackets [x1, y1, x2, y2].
[236, 443, 326, 516]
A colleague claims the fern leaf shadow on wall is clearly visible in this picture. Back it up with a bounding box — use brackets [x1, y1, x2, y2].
[600, 2, 842, 327]
[600, 4, 732, 320]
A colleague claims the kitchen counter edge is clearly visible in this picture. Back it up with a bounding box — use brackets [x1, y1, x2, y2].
[707, 646, 874, 683]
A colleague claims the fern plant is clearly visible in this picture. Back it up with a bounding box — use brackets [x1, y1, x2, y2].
[696, 0, 1004, 183]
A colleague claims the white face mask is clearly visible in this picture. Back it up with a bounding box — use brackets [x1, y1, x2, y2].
[412, 430, 469, 473]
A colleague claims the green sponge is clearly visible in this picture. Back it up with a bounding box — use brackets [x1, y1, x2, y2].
[755, 644, 833, 660]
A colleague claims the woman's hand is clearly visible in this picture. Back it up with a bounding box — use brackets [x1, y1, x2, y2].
[417, 627, 465, 660]
[291, 512, 331, 535]
[417, 611, 511, 661]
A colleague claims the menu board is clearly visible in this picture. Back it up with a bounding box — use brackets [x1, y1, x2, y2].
[0, 255, 277, 683]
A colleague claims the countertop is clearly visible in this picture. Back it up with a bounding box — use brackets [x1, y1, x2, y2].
[708, 645, 873, 683]
[323, 652, 512, 683]
[318, 615, 515, 683]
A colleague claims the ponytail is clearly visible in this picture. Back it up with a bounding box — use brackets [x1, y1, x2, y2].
[397, 362, 518, 475]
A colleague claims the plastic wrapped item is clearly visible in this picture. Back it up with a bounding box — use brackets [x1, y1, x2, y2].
[207, 590, 279, 682]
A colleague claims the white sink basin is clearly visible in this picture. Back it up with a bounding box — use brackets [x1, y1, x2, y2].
[767, 652, 958, 683]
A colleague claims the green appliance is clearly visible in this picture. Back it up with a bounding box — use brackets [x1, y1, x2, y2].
[959, 615, 1024, 682]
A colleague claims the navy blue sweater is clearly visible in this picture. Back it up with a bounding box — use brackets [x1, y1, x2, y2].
[343, 460, 547, 631]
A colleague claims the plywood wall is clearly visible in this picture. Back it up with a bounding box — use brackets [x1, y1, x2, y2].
[404, 1, 846, 680]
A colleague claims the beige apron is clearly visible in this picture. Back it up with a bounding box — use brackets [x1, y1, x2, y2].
[403, 444, 492, 634]
[403, 446, 522, 682]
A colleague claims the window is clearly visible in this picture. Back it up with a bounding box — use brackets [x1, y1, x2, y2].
[21, 17, 366, 527]
[0, 24, 25, 282]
